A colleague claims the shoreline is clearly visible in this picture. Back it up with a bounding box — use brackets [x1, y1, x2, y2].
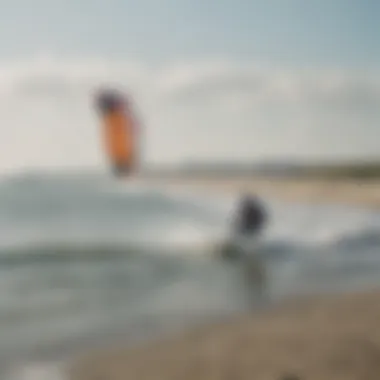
[146, 176, 380, 209]
[68, 287, 380, 380]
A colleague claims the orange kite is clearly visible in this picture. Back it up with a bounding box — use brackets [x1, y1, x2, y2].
[95, 89, 139, 177]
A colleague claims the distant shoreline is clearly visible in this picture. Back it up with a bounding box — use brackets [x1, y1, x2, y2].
[140, 160, 380, 208]
[146, 176, 380, 209]
[144, 160, 380, 180]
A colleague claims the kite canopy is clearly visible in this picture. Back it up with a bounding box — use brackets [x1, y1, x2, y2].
[94, 88, 138, 177]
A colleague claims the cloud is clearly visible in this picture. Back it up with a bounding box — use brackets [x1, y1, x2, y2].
[0, 56, 378, 111]
[0, 56, 378, 170]
[154, 61, 380, 110]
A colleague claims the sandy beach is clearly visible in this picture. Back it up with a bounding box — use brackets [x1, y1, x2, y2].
[69, 288, 380, 380]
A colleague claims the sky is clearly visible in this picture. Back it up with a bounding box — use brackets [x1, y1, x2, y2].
[0, 0, 379, 170]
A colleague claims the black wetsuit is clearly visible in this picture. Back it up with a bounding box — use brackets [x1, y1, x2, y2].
[233, 195, 267, 236]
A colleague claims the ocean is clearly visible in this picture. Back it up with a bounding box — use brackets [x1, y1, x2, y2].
[1, 171, 380, 379]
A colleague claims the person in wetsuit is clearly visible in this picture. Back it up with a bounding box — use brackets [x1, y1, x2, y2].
[220, 193, 268, 261]
[233, 193, 267, 236]
[230, 193, 269, 302]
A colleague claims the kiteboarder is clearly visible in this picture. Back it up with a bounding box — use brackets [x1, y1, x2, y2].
[232, 193, 267, 237]
[219, 192, 268, 261]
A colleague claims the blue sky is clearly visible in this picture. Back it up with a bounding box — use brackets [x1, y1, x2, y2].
[0, 0, 378, 67]
[0, 0, 378, 169]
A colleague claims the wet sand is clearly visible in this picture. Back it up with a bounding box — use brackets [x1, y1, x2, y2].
[69, 288, 380, 380]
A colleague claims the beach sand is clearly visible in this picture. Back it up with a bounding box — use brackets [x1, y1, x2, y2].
[69, 288, 380, 380]
[68, 177, 380, 380]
